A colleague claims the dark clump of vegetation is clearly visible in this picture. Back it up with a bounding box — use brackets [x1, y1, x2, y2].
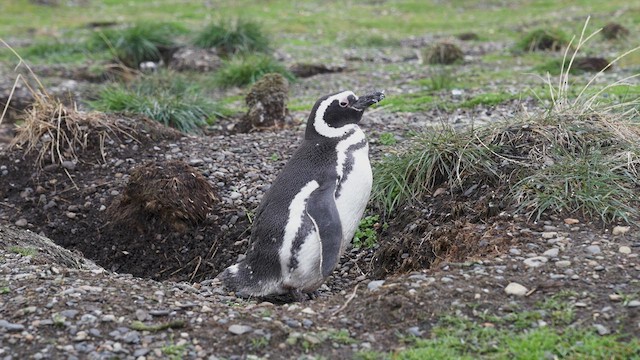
[536, 57, 611, 75]
[456, 32, 480, 41]
[601, 22, 629, 40]
[193, 19, 270, 55]
[424, 41, 464, 65]
[516, 29, 568, 52]
[90, 22, 186, 68]
[89, 71, 223, 133]
[214, 54, 294, 87]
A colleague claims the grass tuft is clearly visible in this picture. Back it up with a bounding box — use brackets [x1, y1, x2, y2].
[90, 71, 223, 133]
[515, 28, 568, 52]
[193, 18, 270, 55]
[214, 54, 294, 88]
[91, 22, 185, 68]
[424, 41, 464, 65]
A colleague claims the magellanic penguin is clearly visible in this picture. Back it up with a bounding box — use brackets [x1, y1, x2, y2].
[220, 90, 385, 300]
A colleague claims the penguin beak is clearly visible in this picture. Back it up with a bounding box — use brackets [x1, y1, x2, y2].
[350, 90, 386, 111]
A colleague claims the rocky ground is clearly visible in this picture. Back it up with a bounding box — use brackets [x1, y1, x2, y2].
[1, 35, 639, 359]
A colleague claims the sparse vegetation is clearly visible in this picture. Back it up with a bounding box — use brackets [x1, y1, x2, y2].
[353, 215, 383, 249]
[9, 246, 37, 256]
[378, 132, 397, 146]
[395, 316, 640, 359]
[193, 18, 270, 55]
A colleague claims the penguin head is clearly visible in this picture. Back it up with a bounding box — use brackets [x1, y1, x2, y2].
[305, 90, 384, 139]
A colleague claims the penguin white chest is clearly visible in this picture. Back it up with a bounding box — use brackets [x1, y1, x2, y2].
[334, 129, 373, 250]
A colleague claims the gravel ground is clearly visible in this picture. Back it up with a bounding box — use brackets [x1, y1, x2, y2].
[1, 36, 640, 358]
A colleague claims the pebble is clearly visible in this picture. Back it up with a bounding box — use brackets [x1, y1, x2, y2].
[586, 245, 601, 255]
[509, 248, 521, 256]
[593, 324, 610, 335]
[523, 256, 548, 268]
[541, 232, 557, 239]
[0, 319, 25, 332]
[229, 192, 242, 200]
[504, 282, 528, 296]
[543, 248, 559, 258]
[627, 300, 640, 308]
[367, 280, 385, 291]
[61, 161, 76, 171]
[612, 226, 630, 236]
[15, 218, 28, 227]
[619, 246, 631, 254]
[555, 260, 571, 267]
[228, 324, 253, 335]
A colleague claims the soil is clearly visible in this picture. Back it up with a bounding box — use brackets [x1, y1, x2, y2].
[1, 36, 639, 359]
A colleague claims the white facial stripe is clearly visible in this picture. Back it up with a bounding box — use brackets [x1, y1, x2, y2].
[314, 91, 358, 138]
[279, 180, 319, 278]
[335, 128, 366, 179]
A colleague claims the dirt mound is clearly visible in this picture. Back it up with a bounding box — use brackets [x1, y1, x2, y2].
[107, 160, 219, 232]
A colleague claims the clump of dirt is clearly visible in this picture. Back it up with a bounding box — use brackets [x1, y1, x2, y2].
[602, 22, 630, 40]
[106, 160, 219, 232]
[424, 41, 464, 65]
[573, 57, 611, 72]
[239, 73, 291, 131]
[288, 63, 346, 78]
[456, 32, 479, 41]
[169, 46, 222, 72]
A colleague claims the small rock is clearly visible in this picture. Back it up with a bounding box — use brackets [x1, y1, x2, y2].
[555, 260, 571, 268]
[619, 246, 631, 254]
[15, 218, 28, 227]
[586, 245, 601, 255]
[0, 319, 25, 332]
[228, 324, 253, 335]
[229, 192, 242, 200]
[135, 309, 149, 321]
[367, 280, 385, 291]
[593, 324, 610, 335]
[66, 212, 77, 219]
[609, 294, 622, 301]
[541, 232, 557, 239]
[509, 248, 521, 256]
[612, 226, 630, 236]
[504, 282, 528, 296]
[524, 256, 548, 268]
[627, 300, 640, 308]
[543, 248, 559, 258]
[564, 218, 579, 225]
[61, 161, 76, 171]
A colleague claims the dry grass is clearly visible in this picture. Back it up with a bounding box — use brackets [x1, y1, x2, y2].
[2, 38, 137, 171]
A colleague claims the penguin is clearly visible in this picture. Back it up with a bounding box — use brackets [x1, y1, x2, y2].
[220, 90, 385, 300]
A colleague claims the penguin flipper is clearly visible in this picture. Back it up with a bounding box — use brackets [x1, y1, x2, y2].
[307, 182, 343, 278]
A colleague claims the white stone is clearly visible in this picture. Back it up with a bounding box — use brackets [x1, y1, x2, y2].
[541, 232, 557, 239]
[524, 256, 548, 268]
[543, 248, 559, 258]
[612, 226, 630, 236]
[585, 245, 601, 255]
[619, 246, 631, 254]
[555, 260, 571, 268]
[505, 282, 528, 296]
[228, 324, 252, 335]
[367, 280, 385, 291]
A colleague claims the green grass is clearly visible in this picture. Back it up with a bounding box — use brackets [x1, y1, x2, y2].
[161, 342, 187, 360]
[90, 22, 186, 68]
[459, 92, 519, 108]
[9, 246, 37, 257]
[193, 18, 270, 55]
[515, 28, 569, 52]
[214, 54, 294, 87]
[395, 318, 640, 360]
[383, 93, 436, 113]
[353, 215, 384, 249]
[378, 132, 397, 146]
[89, 71, 223, 132]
